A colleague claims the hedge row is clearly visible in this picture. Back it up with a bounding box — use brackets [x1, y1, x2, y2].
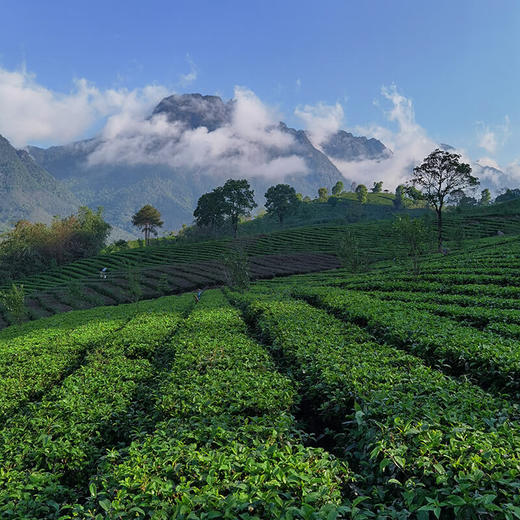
[239, 294, 520, 518]
[79, 291, 352, 520]
[296, 287, 520, 398]
[0, 295, 192, 519]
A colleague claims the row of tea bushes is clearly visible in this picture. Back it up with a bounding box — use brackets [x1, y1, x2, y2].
[238, 293, 520, 518]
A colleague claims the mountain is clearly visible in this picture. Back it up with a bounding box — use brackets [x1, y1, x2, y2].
[320, 130, 391, 161]
[152, 93, 233, 131]
[25, 93, 390, 235]
[0, 134, 79, 231]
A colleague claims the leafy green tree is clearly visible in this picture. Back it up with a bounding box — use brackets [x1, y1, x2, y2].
[355, 184, 368, 204]
[332, 181, 344, 196]
[371, 181, 383, 193]
[221, 179, 257, 238]
[318, 187, 328, 201]
[337, 230, 367, 272]
[131, 205, 163, 245]
[480, 188, 491, 206]
[194, 187, 226, 235]
[221, 245, 250, 291]
[393, 216, 430, 274]
[76, 206, 111, 254]
[495, 188, 520, 204]
[264, 184, 299, 224]
[393, 184, 406, 209]
[406, 186, 424, 203]
[408, 149, 478, 251]
[0, 207, 111, 279]
[0, 283, 28, 324]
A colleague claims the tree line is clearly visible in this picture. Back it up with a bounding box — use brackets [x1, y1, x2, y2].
[0, 207, 111, 280]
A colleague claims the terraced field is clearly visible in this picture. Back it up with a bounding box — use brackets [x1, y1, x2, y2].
[4, 206, 520, 328]
[1, 233, 520, 517]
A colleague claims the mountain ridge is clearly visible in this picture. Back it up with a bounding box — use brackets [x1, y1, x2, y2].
[6, 93, 392, 235]
[0, 134, 80, 231]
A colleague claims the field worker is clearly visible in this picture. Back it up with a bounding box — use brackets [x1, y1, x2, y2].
[193, 288, 204, 303]
[99, 267, 108, 279]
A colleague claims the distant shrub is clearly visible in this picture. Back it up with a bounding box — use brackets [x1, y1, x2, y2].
[337, 230, 368, 272]
[157, 274, 171, 294]
[66, 279, 84, 303]
[126, 265, 143, 302]
[221, 246, 250, 291]
[0, 207, 111, 279]
[392, 215, 431, 274]
[0, 283, 28, 324]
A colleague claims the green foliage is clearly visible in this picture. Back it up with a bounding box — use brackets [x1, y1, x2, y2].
[131, 204, 164, 245]
[0, 296, 191, 517]
[221, 246, 250, 291]
[245, 293, 520, 517]
[304, 286, 520, 397]
[317, 186, 328, 201]
[76, 292, 349, 518]
[157, 273, 170, 294]
[495, 188, 520, 204]
[66, 279, 84, 303]
[5, 233, 520, 517]
[393, 184, 406, 209]
[0, 207, 111, 279]
[337, 229, 367, 272]
[193, 186, 227, 233]
[355, 184, 368, 203]
[480, 188, 491, 206]
[221, 179, 257, 238]
[264, 183, 299, 224]
[331, 180, 344, 196]
[125, 265, 143, 302]
[392, 215, 431, 273]
[450, 222, 467, 248]
[0, 283, 27, 324]
[409, 149, 478, 250]
[371, 180, 383, 193]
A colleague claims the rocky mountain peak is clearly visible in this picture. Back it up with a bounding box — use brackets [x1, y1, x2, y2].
[151, 93, 233, 131]
[319, 130, 391, 162]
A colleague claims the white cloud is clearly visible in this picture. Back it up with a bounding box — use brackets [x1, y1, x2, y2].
[0, 65, 169, 147]
[477, 156, 501, 170]
[477, 115, 510, 154]
[294, 101, 344, 145]
[330, 85, 436, 189]
[473, 157, 520, 192]
[178, 54, 198, 86]
[89, 86, 308, 181]
[478, 130, 498, 154]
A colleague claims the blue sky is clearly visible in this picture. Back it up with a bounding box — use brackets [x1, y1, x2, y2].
[0, 0, 518, 177]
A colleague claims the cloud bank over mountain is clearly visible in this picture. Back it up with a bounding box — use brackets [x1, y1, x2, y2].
[88, 87, 309, 181]
[0, 64, 518, 193]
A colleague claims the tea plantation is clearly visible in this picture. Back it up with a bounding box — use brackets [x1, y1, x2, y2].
[1, 229, 520, 518]
[3, 201, 520, 329]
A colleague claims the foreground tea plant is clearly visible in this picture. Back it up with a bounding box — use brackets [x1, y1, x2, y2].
[237, 294, 520, 518]
[0, 295, 193, 518]
[297, 286, 520, 398]
[78, 291, 352, 519]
